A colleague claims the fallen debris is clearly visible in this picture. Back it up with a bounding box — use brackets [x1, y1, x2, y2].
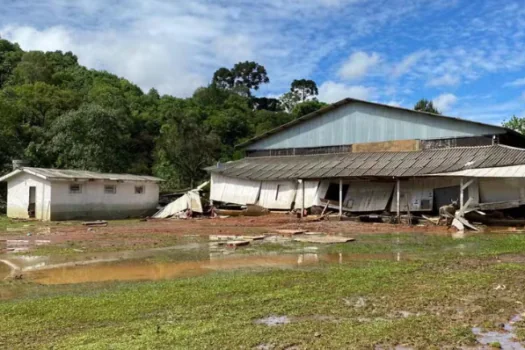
[82, 220, 108, 227]
[421, 215, 439, 225]
[209, 235, 240, 241]
[276, 229, 305, 236]
[240, 235, 266, 241]
[153, 190, 203, 219]
[244, 204, 270, 217]
[226, 240, 251, 248]
[293, 236, 355, 244]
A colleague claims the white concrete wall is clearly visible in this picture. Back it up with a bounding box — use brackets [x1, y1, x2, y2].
[7, 174, 51, 220]
[49, 181, 159, 220]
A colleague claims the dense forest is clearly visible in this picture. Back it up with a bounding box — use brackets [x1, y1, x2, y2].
[0, 38, 327, 191]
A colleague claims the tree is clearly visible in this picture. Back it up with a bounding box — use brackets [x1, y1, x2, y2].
[0, 39, 23, 88]
[414, 99, 440, 114]
[279, 91, 301, 112]
[46, 104, 131, 172]
[156, 116, 219, 188]
[292, 100, 327, 119]
[212, 61, 269, 95]
[503, 115, 525, 134]
[291, 79, 318, 102]
[251, 97, 282, 111]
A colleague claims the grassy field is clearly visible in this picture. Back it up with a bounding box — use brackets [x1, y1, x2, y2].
[3, 227, 525, 348]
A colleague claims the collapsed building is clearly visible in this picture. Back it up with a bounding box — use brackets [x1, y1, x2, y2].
[206, 98, 525, 219]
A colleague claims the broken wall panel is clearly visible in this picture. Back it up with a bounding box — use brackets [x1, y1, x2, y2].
[345, 181, 395, 212]
[479, 178, 525, 203]
[210, 173, 261, 205]
[257, 181, 297, 210]
[389, 177, 467, 212]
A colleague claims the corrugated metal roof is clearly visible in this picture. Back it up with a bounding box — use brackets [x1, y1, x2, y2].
[236, 98, 512, 149]
[431, 164, 525, 177]
[207, 145, 525, 181]
[0, 167, 163, 182]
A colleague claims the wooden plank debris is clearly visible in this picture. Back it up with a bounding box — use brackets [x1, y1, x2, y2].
[240, 235, 265, 241]
[478, 200, 521, 211]
[293, 236, 355, 244]
[456, 216, 480, 231]
[226, 240, 251, 247]
[82, 220, 108, 227]
[421, 215, 438, 225]
[451, 218, 464, 231]
[209, 235, 239, 241]
[276, 229, 305, 236]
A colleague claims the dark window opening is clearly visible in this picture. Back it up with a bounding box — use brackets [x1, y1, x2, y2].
[104, 185, 117, 194]
[28, 186, 36, 218]
[324, 183, 349, 202]
[70, 184, 82, 194]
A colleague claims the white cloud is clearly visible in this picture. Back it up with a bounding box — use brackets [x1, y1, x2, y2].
[427, 73, 460, 87]
[1, 25, 208, 97]
[392, 50, 430, 77]
[318, 81, 375, 103]
[338, 51, 380, 80]
[385, 99, 404, 107]
[504, 77, 525, 87]
[433, 93, 458, 112]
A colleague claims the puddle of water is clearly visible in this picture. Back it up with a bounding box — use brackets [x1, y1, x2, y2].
[0, 239, 51, 254]
[0, 261, 11, 280]
[472, 314, 525, 349]
[17, 251, 402, 285]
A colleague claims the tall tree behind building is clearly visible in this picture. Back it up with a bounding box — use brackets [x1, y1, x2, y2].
[414, 99, 440, 114]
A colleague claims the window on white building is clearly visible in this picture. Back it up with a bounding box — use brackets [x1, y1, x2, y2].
[70, 184, 82, 194]
[104, 185, 117, 194]
[135, 186, 144, 194]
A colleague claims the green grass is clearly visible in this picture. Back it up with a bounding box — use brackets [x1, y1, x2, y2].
[3, 233, 525, 349]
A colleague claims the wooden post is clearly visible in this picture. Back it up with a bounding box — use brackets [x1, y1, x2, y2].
[396, 179, 401, 223]
[301, 179, 305, 218]
[339, 178, 343, 218]
[460, 177, 464, 211]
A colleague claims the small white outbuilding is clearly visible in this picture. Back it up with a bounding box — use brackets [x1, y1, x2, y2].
[0, 167, 162, 221]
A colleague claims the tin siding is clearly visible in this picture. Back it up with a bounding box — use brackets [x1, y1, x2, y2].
[258, 181, 297, 210]
[247, 102, 503, 150]
[210, 173, 261, 205]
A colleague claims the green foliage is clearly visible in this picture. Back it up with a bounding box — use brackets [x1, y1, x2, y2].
[0, 39, 23, 88]
[0, 38, 327, 190]
[414, 98, 440, 114]
[291, 79, 318, 102]
[47, 104, 131, 172]
[292, 100, 327, 118]
[502, 115, 525, 134]
[156, 116, 220, 188]
[212, 61, 269, 95]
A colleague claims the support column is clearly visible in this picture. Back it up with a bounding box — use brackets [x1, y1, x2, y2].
[460, 177, 464, 211]
[396, 179, 401, 222]
[300, 179, 305, 218]
[339, 178, 343, 217]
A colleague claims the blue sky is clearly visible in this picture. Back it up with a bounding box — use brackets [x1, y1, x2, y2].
[1, 0, 525, 125]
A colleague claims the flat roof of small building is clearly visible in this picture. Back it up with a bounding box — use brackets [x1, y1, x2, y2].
[0, 167, 163, 183]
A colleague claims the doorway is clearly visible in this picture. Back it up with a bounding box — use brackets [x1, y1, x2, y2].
[28, 186, 36, 218]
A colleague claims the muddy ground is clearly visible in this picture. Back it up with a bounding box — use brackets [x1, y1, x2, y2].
[1, 214, 455, 252]
[2, 215, 525, 349]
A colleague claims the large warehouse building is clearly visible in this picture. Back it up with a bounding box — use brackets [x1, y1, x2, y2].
[207, 98, 525, 216]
